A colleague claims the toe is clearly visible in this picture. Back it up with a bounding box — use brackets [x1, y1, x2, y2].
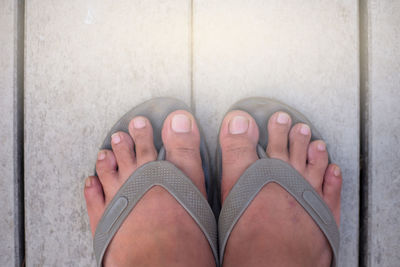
[111, 131, 137, 179]
[289, 123, 311, 173]
[266, 112, 291, 162]
[162, 110, 207, 197]
[219, 110, 259, 202]
[84, 176, 105, 236]
[95, 150, 120, 200]
[128, 116, 157, 167]
[323, 164, 342, 226]
[305, 140, 329, 191]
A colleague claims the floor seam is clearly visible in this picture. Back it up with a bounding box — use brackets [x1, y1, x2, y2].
[359, 0, 370, 265]
[14, 0, 26, 265]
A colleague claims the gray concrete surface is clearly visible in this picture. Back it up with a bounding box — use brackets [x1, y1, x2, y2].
[0, 0, 18, 265]
[365, 0, 400, 266]
[24, 0, 191, 265]
[193, 1, 360, 266]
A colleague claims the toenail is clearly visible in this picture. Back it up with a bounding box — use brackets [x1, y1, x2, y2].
[85, 177, 92, 187]
[300, 124, 310, 135]
[171, 114, 191, 133]
[317, 142, 326, 151]
[229, 115, 249, 134]
[111, 133, 121, 144]
[133, 117, 146, 129]
[98, 151, 106, 160]
[277, 112, 290, 124]
[334, 166, 341, 177]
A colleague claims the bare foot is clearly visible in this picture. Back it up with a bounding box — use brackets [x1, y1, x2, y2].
[84, 111, 215, 266]
[220, 110, 342, 267]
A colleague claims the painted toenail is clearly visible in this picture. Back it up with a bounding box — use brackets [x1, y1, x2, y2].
[300, 124, 310, 135]
[85, 177, 92, 187]
[277, 112, 290, 124]
[133, 117, 146, 129]
[317, 142, 326, 151]
[111, 133, 121, 144]
[229, 116, 249, 134]
[334, 166, 341, 177]
[98, 151, 106, 160]
[171, 114, 191, 133]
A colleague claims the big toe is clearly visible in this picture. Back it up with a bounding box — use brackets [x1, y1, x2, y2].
[162, 110, 207, 197]
[219, 110, 259, 202]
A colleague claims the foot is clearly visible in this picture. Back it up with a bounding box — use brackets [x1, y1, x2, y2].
[219, 111, 342, 267]
[84, 111, 215, 266]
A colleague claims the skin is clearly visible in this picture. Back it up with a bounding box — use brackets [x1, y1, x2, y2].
[219, 110, 342, 267]
[84, 109, 342, 267]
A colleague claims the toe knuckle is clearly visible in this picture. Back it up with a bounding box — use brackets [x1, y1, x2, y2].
[137, 145, 157, 157]
[222, 145, 254, 164]
[133, 130, 150, 141]
[170, 146, 198, 158]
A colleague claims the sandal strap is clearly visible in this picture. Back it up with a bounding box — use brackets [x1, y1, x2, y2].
[94, 160, 218, 266]
[219, 158, 339, 267]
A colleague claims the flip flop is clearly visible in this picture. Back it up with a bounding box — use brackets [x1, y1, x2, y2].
[92, 97, 219, 266]
[217, 97, 340, 267]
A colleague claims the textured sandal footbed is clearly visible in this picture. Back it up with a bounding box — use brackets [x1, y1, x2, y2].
[217, 97, 339, 267]
[93, 97, 218, 266]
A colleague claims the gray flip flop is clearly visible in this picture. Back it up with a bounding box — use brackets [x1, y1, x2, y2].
[217, 97, 340, 267]
[92, 97, 218, 266]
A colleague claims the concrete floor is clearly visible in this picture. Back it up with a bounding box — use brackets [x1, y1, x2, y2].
[0, 0, 399, 266]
